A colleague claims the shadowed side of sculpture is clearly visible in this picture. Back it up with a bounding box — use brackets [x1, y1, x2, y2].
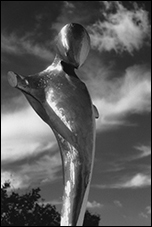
[7, 23, 99, 226]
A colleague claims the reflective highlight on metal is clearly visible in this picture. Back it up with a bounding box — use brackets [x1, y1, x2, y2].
[7, 23, 99, 226]
[56, 23, 90, 68]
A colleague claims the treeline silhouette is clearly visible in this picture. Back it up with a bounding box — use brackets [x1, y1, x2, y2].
[1, 182, 100, 226]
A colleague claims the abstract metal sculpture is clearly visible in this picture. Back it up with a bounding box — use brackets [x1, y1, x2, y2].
[7, 23, 99, 226]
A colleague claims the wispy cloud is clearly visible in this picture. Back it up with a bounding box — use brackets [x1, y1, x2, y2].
[119, 173, 151, 188]
[89, 64, 151, 131]
[1, 152, 61, 189]
[139, 206, 151, 219]
[51, 1, 77, 33]
[134, 145, 151, 159]
[146, 206, 151, 215]
[113, 200, 122, 207]
[87, 200, 103, 209]
[1, 97, 56, 162]
[1, 33, 54, 61]
[88, 1, 151, 54]
[1, 171, 22, 189]
[51, 1, 93, 34]
[93, 172, 151, 189]
[139, 212, 149, 219]
[116, 144, 151, 162]
[1, 95, 62, 189]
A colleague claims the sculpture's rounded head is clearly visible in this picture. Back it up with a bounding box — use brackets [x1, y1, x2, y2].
[55, 23, 90, 68]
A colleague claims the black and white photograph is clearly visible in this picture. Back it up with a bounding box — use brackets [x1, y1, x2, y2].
[1, 1, 151, 226]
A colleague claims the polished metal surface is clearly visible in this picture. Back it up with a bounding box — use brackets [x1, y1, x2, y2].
[7, 23, 98, 226]
[55, 23, 90, 68]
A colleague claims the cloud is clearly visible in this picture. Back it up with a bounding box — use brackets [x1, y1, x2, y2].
[121, 173, 151, 188]
[113, 200, 122, 207]
[139, 206, 151, 219]
[93, 172, 151, 189]
[1, 33, 54, 61]
[146, 206, 151, 215]
[80, 55, 151, 132]
[51, 1, 92, 34]
[118, 144, 151, 162]
[134, 145, 151, 159]
[139, 212, 148, 219]
[87, 200, 103, 209]
[88, 1, 151, 54]
[1, 171, 22, 189]
[1, 152, 61, 189]
[64, 1, 75, 9]
[51, 1, 77, 33]
[1, 97, 56, 162]
[90, 64, 151, 131]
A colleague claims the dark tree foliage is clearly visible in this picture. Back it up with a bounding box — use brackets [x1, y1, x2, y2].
[83, 210, 100, 226]
[1, 182, 100, 226]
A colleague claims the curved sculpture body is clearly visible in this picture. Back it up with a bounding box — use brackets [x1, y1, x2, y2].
[7, 23, 98, 226]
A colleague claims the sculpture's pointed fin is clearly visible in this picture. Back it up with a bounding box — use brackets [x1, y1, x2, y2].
[93, 104, 99, 119]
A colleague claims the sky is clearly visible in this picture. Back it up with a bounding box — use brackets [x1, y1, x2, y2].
[1, 1, 151, 226]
